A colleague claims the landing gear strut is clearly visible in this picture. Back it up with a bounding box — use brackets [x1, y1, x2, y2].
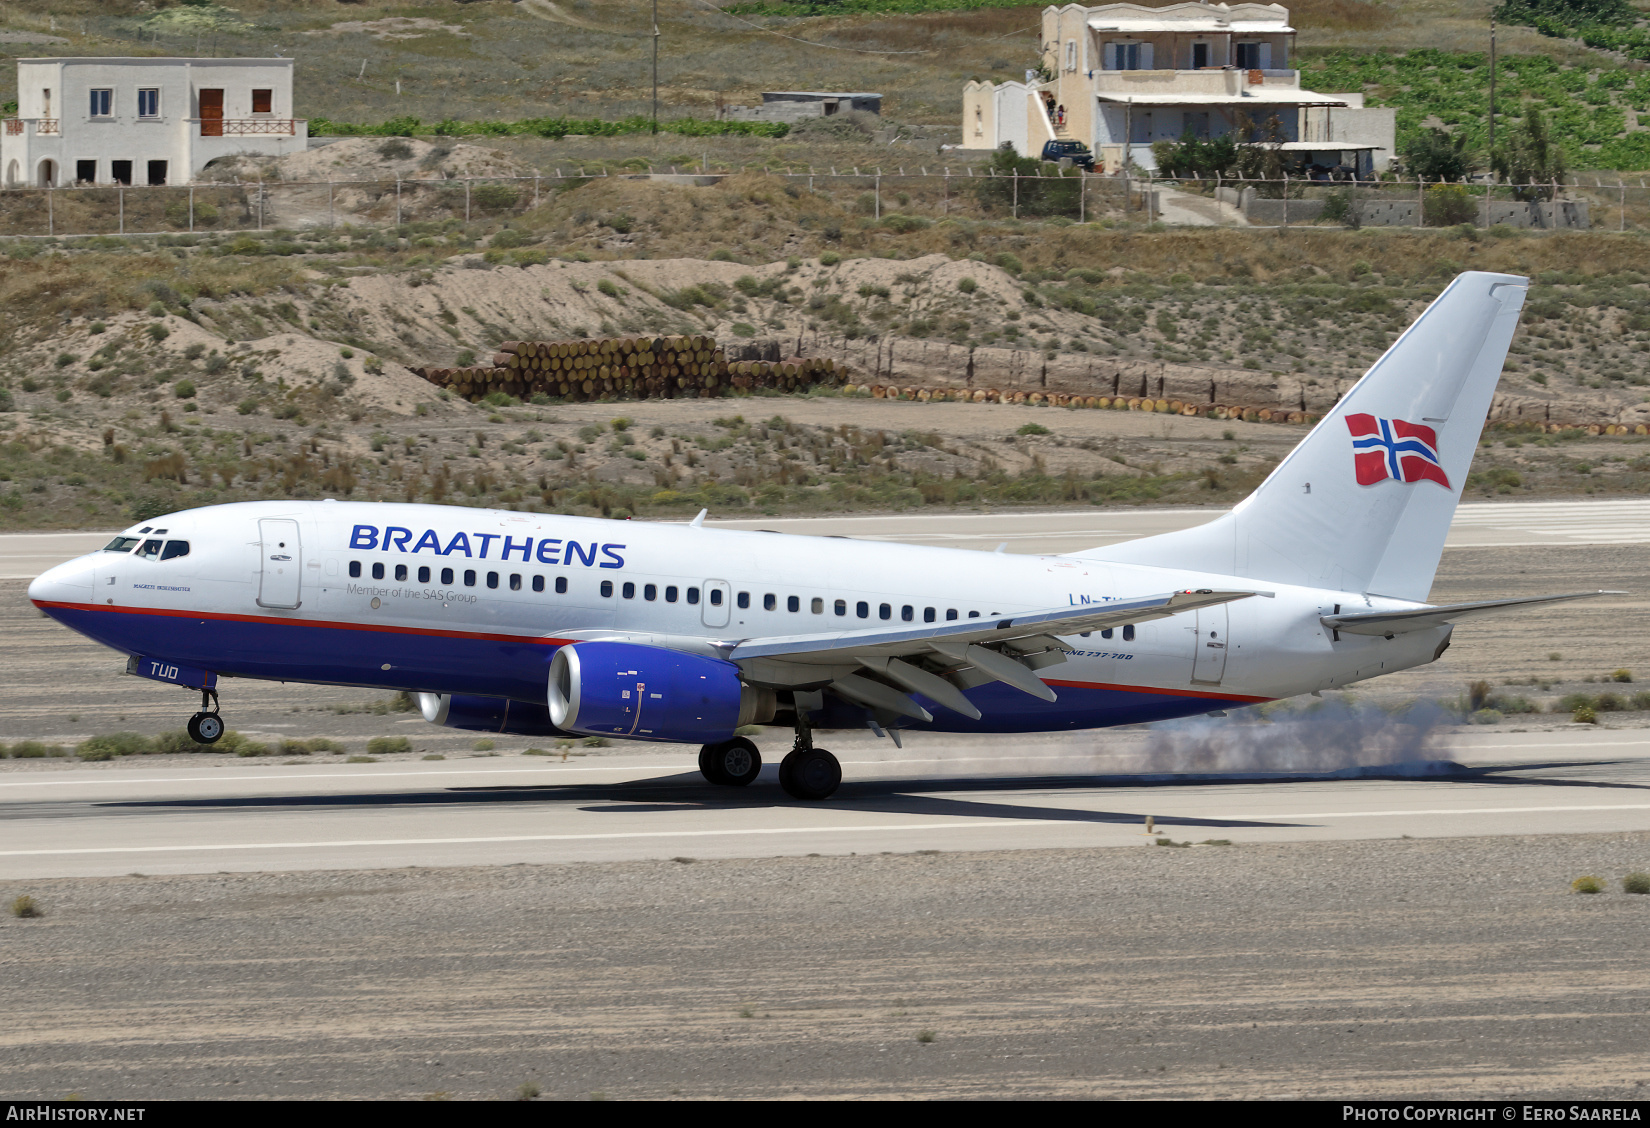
[187, 687, 224, 745]
[698, 736, 761, 786]
[778, 708, 841, 801]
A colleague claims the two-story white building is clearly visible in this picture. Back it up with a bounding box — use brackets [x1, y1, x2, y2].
[962, 3, 1393, 175]
[2, 57, 308, 188]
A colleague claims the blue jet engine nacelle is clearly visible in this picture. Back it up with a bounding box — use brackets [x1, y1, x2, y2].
[547, 641, 774, 744]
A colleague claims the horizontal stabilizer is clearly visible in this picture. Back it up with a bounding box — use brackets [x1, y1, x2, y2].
[1322, 591, 1621, 637]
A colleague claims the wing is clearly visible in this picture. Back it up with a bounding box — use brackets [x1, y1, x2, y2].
[1322, 591, 1621, 638]
[725, 589, 1257, 723]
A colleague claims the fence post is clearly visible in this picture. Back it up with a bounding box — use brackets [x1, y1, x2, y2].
[1012, 167, 1018, 219]
[189, 184, 195, 233]
[327, 181, 333, 229]
[465, 178, 471, 223]
[395, 178, 401, 226]
[119, 185, 124, 234]
[942, 167, 948, 215]
[46, 185, 52, 236]
[1281, 172, 1288, 227]
[534, 174, 540, 209]
[1078, 169, 1084, 223]
[1620, 179, 1626, 232]
[1416, 177, 1424, 228]
[874, 171, 880, 219]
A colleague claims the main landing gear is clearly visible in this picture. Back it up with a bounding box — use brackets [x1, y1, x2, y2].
[186, 687, 224, 745]
[697, 713, 843, 801]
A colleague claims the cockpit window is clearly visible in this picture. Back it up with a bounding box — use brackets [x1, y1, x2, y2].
[103, 536, 142, 553]
[160, 540, 190, 561]
[136, 539, 163, 560]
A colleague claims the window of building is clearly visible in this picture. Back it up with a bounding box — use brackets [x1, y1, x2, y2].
[137, 89, 160, 118]
[600, 580, 613, 597]
[665, 586, 678, 602]
[532, 575, 544, 593]
[1065, 39, 1077, 71]
[464, 569, 477, 587]
[418, 566, 431, 583]
[146, 160, 167, 186]
[1235, 41, 1269, 69]
[1191, 41, 1210, 69]
[811, 597, 824, 614]
[763, 593, 776, 611]
[787, 595, 800, 613]
[686, 586, 699, 604]
[110, 160, 132, 186]
[509, 574, 521, 591]
[348, 561, 362, 578]
[1107, 41, 1149, 70]
[89, 89, 113, 117]
[252, 88, 273, 114]
[75, 159, 95, 184]
[622, 582, 636, 599]
[394, 564, 407, 582]
[555, 576, 568, 594]
[644, 584, 657, 601]
[440, 567, 454, 585]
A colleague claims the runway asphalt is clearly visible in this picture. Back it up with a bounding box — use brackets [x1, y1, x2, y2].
[3, 727, 1647, 879]
[5, 498, 1649, 576]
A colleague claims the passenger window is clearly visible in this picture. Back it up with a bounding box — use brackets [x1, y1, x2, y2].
[644, 583, 657, 601]
[137, 539, 162, 560]
[923, 607, 935, 623]
[440, 567, 454, 585]
[857, 601, 869, 618]
[811, 597, 824, 614]
[710, 589, 723, 606]
[486, 572, 499, 589]
[665, 586, 678, 602]
[600, 580, 613, 597]
[348, 560, 362, 578]
[835, 599, 847, 616]
[372, 562, 385, 580]
[901, 605, 913, 622]
[879, 604, 892, 620]
[622, 582, 635, 599]
[968, 611, 980, 619]
[160, 541, 190, 561]
[1123, 624, 1135, 641]
[556, 576, 568, 594]
[103, 537, 142, 553]
[418, 566, 431, 583]
[1101, 628, 1113, 639]
[532, 575, 544, 593]
[687, 587, 699, 604]
[464, 569, 477, 587]
[509, 574, 522, 591]
[946, 609, 958, 621]
[736, 592, 749, 609]
[763, 593, 776, 611]
[787, 595, 800, 613]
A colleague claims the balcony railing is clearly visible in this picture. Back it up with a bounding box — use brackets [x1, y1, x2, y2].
[2, 118, 56, 135]
[198, 118, 301, 137]
[37, 118, 58, 135]
[3, 119, 20, 136]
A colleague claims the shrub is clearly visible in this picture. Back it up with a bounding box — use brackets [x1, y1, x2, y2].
[819, 251, 840, 266]
[377, 138, 414, 161]
[731, 322, 756, 338]
[76, 732, 156, 760]
[956, 277, 978, 294]
[203, 354, 229, 375]
[346, 755, 379, 764]
[146, 323, 170, 344]
[492, 228, 527, 249]
[1623, 872, 1650, 895]
[474, 184, 520, 211]
[1016, 422, 1050, 436]
[237, 398, 260, 415]
[473, 738, 496, 751]
[174, 380, 196, 399]
[10, 895, 41, 919]
[1471, 708, 1503, 724]
[1613, 669, 1633, 683]
[366, 736, 411, 755]
[597, 279, 620, 298]
[1571, 875, 1604, 894]
[1573, 704, 1597, 724]
[9, 741, 63, 758]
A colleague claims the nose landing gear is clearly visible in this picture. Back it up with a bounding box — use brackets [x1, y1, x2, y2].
[186, 687, 224, 745]
[777, 709, 840, 802]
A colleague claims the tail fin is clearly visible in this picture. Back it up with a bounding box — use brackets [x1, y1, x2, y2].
[1078, 271, 1527, 601]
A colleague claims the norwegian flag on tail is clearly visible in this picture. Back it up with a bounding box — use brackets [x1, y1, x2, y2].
[1345, 413, 1451, 489]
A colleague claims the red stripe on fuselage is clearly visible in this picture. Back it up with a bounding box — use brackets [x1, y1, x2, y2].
[30, 599, 575, 648]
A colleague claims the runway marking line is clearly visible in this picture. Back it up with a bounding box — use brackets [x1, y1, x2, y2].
[5, 803, 1650, 858]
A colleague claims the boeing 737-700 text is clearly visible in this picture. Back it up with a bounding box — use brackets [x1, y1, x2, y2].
[28, 272, 1612, 799]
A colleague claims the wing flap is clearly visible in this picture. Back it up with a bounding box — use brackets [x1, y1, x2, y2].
[1322, 590, 1621, 637]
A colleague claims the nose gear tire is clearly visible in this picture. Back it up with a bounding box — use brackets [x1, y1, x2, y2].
[187, 711, 224, 744]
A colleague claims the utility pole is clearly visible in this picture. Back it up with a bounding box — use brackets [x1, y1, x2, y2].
[651, 0, 660, 135]
[1488, 20, 1497, 163]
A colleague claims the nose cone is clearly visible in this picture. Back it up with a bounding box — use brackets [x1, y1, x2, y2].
[29, 555, 96, 607]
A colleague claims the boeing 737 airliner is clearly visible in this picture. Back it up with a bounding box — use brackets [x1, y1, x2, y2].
[28, 272, 1609, 799]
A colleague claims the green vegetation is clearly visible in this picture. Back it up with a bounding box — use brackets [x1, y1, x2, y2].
[310, 115, 788, 141]
[366, 736, 412, 756]
[1623, 872, 1650, 894]
[10, 895, 41, 919]
[1495, 0, 1650, 62]
[1571, 874, 1605, 893]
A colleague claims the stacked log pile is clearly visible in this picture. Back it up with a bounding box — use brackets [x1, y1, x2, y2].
[844, 383, 1317, 423]
[412, 335, 843, 402]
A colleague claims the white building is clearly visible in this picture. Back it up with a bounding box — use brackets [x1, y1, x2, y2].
[962, 3, 1393, 175]
[2, 57, 307, 188]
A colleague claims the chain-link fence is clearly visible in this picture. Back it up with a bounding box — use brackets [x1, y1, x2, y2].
[2, 169, 1648, 238]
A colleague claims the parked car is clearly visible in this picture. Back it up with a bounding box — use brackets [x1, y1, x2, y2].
[1040, 140, 1095, 169]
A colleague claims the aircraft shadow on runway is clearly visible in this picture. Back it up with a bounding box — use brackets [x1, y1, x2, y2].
[88, 760, 1649, 831]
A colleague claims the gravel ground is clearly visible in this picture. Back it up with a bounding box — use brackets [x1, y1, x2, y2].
[3, 833, 1649, 1100]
